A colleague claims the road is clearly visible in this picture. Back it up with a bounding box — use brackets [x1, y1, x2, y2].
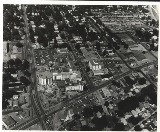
[129, 110, 157, 131]
[21, 5, 53, 130]
[11, 7, 157, 130]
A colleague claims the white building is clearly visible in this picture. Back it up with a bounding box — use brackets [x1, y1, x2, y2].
[3, 41, 9, 53]
[66, 84, 83, 91]
[53, 71, 82, 81]
[89, 59, 102, 71]
[39, 71, 53, 85]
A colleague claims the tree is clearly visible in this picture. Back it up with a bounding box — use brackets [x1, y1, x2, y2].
[20, 76, 31, 86]
[95, 41, 100, 50]
[153, 29, 158, 36]
[115, 45, 120, 50]
[37, 36, 43, 44]
[73, 114, 81, 120]
[135, 29, 143, 38]
[113, 123, 125, 131]
[128, 116, 143, 125]
[92, 105, 103, 113]
[42, 36, 48, 48]
[83, 107, 93, 118]
[3, 89, 18, 100]
[75, 43, 80, 50]
[124, 44, 129, 49]
[134, 125, 142, 131]
[23, 70, 31, 77]
[21, 59, 29, 71]
[7, 59, 15, 67]
[104, 101, 109, 107]
[3, 73, 11, 82]
[83, 84, 88, 91]
[138, 77, 146, 85]
[2, 98, 9, 109]
[60, 32, 66, 39]
[151, 19, 156, 26]
[3, 82, 9, 92]
[138, 94, 145, 102]
[15, 58, 22, 67]
[16, 42, 23, 48]
[144, 31, 151, 42]
[9, 76, 18, 82]
[81, 125, 91, 131]
[8, 67, 17, 74]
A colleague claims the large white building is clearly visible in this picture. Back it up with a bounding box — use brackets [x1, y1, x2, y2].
[52, 71, 82, 81]
[39, 71, 53, 85]
[66, 84, 83, 91]
[3, 41, 9, 53]
[89, 59, 102, 71]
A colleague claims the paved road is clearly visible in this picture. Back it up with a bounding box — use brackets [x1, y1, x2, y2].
[129, 110, 157, 131]
[21, 5, 52, 130]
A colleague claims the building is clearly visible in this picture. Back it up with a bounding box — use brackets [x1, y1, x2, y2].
[13, 100, 18, 108]
[18, 96, 26, 106]
[38, 71, 53, 85]
[89, 59, 102, 71]
[66, 84, 83, 91]
[80, 47, 99, 60]
[129, 44, 147, 51]
[13, 95, 19, 100]
[2, 116, 17, 129]
[3, 41, 9, 53]
[12, 46, 22, 54]
[101, 74, 113, 81]
[57, 48, 68, 54]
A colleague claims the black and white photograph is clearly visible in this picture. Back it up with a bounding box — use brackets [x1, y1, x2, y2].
[2, 2, 159, 131]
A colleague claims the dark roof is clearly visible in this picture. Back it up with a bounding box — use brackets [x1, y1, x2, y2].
[101, 74, 113, 78]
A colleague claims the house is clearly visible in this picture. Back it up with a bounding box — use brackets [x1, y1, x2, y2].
[2, 116, 17, 129]
[93, 69, 105, 76]
[13, 100, 18, 108]
[96, 111, 102, 118]
[13, 95, 19, 100]
[101, 74, 113, 81]
[11, 74, 18, 78]
[12, 46, 22, 54]
[64, 109, 74, 122]
[120, 118, 128, 125]
[10, 54, 17, 59]
[80, 119, 87, 126]
[106, 50, 114, 56]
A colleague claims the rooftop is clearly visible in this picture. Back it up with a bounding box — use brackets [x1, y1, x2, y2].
[2, 116, 17, 127]
[39, 71, 53, 79]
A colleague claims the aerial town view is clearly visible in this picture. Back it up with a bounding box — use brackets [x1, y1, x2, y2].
[2, 4, 158, 131]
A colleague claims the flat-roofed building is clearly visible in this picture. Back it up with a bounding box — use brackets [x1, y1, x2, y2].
[39, 71, 53, 85]
[66, 84, 83, 91]
[2, 116, 17, 129]
[89, 59, 102, 71]
[3, 41, 9, 53]
[57, 48, 68, 54]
